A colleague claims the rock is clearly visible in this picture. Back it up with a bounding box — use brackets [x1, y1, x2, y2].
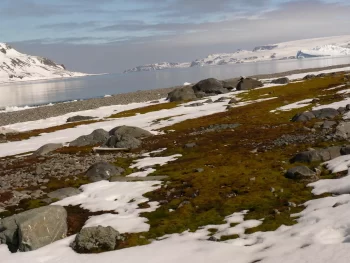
[185, 102, 204, 107]
[109, 126, 152, 139]
[105, 134, 142, 149]
[32, 143, 63, 157]
[47, 187, 81, 200]
[228, 98, 238, 104]
[271, 77, 290, 84]
[291, 111, 315, 122]
[340, 146, 350, 155]
[86, 162, 124, 182]
[303, 74, 316, 80]
[66, 115, 96, 123]
[70, 129, 109, 147]
[335, 122, 350, 139]
[312, 108, 339, 120]
[285, 166, 317, 180]
[236, 77, 263, 91]
[71, 226, 121, 253]
[167, 86, 197, 102]
[338, 107, 346, 114]
[184, 143, 197, 148]
[291, 147, 342, 163]
[204, 99, 213, 103]
[0, 206, 67, 252]
[214, 97, 230, 103]
[192, 78, 229, 95]
[322, 120, 337, 129]
[194, 168, 204, 173]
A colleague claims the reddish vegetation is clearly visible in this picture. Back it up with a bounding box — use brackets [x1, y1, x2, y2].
[0, 191, 13, 203]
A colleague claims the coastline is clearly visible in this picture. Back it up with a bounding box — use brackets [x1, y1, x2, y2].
[1, 63, 350, 127]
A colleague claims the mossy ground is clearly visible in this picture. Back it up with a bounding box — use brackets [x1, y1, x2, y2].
[107, 102, 179, 119]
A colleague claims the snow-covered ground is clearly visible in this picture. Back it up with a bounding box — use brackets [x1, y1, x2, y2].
[0, 43, 87, 83]
[124, 35, 350, 73]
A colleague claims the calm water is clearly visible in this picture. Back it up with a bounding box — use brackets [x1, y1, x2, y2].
[1, 56, 350, 108]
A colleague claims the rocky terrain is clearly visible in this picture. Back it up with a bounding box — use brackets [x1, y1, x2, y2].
[2, 68, 350, 261]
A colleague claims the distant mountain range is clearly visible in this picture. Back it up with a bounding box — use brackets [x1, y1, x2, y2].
[124, 35, 350, 73]
[0, 43, 86, 83]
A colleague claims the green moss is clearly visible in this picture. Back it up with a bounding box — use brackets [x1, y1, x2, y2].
[107, 102, 179, 119]
[220, 234, 239, 241]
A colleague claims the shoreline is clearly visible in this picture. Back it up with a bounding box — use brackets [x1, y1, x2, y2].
[1, 63, 350, 127]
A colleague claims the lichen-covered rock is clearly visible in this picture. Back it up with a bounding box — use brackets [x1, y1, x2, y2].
[109, 126, 153, 139]
[271, 77, 290, 84]
[105, 134, 142, 149]
[86, 162, 125, 182]
[285, 166, 317, 180]
[236, 77, 263, 91]
[291, 111, 316, 122]
[32, 143, 63, 157]
[71, 226, 121, 253]
[167, 86, 197, 102]
[192, 78, 229, 95]
[0, 206, 67, 252]
[69, 129, 109, 147]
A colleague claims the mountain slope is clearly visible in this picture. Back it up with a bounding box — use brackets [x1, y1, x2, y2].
[124, 35, 350, 73]
[0, 43, 86, 83]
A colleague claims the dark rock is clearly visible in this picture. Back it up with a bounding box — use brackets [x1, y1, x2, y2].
[285, 166, 317, 180]
[71, 226, 121, 253]
[185, 102, 204, 107]
[184, 143, 197, 148]
[291, 111, 315, 122]
[312, 108, 339, 120]
[47, 187, 81, 200]
[340, 146, 350, 155]
[192, 78, 229, 95]
[204, 99, 213, 103]
[167, 86, 197, 102]
[86, 162, 124, 182]
[214, 97, 230, 103]
[338, 107, 346, 114]
[109, 126, 152, 139]
[70, 129, 109, 147]
[105, 134, 142, 149]
[322, 120, 337, 129]
[228, 98, 238, 104]
[303, 74, 316, 80]
[0, 206, 67, 252]
[66, 116, 96, 123]
[271, 77, 290, 84]
[291, 147, 342, 163]
[32, 143, 63, 157]
[236, 77, 263, 91]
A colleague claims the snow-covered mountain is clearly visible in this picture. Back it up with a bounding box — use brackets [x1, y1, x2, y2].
[124, 35, 350, 73]
[0, 43, 86, 83]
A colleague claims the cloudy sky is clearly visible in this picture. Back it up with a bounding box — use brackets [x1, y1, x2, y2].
[2, 0, 350, 73]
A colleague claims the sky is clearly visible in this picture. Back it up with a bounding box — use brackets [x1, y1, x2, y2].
[1, 0, 350, 73]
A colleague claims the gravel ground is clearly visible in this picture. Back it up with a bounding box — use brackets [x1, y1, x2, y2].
[1, 63, 350, 127]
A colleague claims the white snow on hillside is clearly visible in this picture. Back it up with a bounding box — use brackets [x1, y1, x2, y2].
[125, 35, 350, 72]
[0, 43, 87, 83]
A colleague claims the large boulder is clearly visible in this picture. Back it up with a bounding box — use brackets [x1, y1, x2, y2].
[167, 86, 197, 102]
[291, 147, 342, 163]
[109, 126, 152, 139]
[0, 206, 67, 252]
[285, 166, 317, 180]
[312, 108, 339, 120]
[47, 187, 81, 200]
[67, 116, 96, 123]
[32, 143, 63, 157]
[71, 226, 121, 253]
[291, 111, 315, 122]
[271, 77, 290, 84]
[236, 77, 263, 91]
[105, 134, 142, 149]
[86, 162, 125, 182]
[192, 78, 229, 95]
[335, 122, 350, 140]
[69, 129, 109, 147]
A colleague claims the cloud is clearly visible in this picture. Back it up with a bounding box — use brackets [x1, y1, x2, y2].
[39, 21, 99, 31]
